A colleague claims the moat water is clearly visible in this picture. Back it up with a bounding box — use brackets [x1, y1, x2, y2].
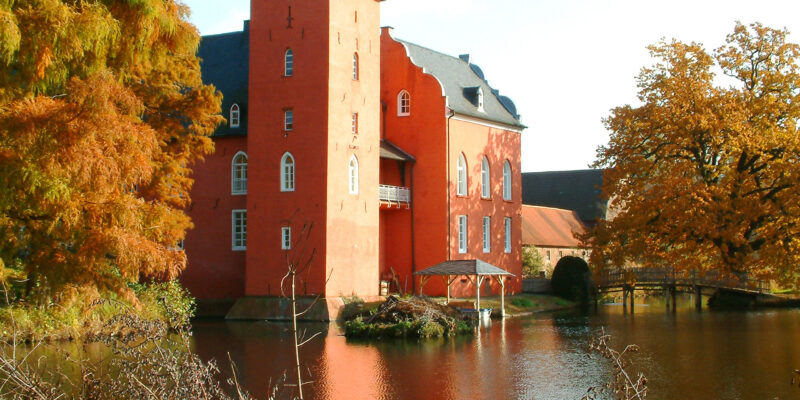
[187, 296, 800, 400]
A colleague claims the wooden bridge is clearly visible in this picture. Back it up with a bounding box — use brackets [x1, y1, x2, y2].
[594, 267, 769, 311]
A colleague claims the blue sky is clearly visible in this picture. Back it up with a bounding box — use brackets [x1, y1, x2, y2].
[183, 0, 800, 172]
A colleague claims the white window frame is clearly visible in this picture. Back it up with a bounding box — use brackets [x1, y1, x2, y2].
[481, 156, 490, 199]
[398, 90, 410, 116]
[285, 48, 294, 77]
[281, 152, 295, 192]
[482, 216, 491, 253]
[284, 109, 293, 131]
[353, 53, 359, 80]
[282, 227, 292, 250]
[477, 88, 485, 112]
[349, 155, 359, 194]
[232, 210, 247, 251]
[503, 160, 512, 201]
[504, 217, 512, 253]
[230, 104, 240, 128]
[457, 153, 467, 196]
[231, 151, 248, 195]
[458, 215, 467, 254]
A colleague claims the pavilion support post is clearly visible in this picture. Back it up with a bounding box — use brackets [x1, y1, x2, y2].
[496, 276, 506, 318]
[442, 275, 451, 304]
[665, 287, 671, 310]
[418, 276, 430, 296]
[476, 276, 484, 313]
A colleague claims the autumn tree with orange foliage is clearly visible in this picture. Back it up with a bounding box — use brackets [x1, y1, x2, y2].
[587, 23, 800, 285]
[0, 1, 222, 302]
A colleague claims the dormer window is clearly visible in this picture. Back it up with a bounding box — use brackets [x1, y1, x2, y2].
[230, 104, 240, 128]
[477, 88, 485, 112]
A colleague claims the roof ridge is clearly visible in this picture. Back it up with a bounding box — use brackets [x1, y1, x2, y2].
[522, 205, 578, 213]
[201, 30, 245, 39]
[395, 38, 464, 64]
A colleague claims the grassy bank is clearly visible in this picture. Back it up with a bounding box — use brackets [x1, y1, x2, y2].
[0, 281, 194, 342]
[436, 293, 576, 317]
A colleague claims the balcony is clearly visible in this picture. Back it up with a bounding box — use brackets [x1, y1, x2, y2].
[379, 185, 411, 209]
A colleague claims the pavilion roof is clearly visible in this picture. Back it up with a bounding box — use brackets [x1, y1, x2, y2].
[413, 259, 515, 277]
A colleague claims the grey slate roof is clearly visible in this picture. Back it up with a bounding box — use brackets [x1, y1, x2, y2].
[198, 23, 250, 137]
[521, 170, 606, 223]
[397, 39, 525, 129]
[414, 259, 514, 276]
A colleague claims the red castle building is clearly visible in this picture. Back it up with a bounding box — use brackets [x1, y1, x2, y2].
[181, 0, 526, 319]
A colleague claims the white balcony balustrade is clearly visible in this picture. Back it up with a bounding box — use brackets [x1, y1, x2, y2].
[379, 185, 411, 208]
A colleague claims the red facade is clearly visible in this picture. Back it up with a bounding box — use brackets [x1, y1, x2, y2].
[182, 0, 525, 309]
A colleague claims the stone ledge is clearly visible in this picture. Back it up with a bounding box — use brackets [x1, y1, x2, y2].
[225, 296, 382, 321]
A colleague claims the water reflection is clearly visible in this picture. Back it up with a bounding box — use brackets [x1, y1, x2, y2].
[187, 296, 800, 399]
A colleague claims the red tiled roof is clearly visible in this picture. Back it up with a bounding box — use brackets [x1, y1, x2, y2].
[521, 205, 587, 248]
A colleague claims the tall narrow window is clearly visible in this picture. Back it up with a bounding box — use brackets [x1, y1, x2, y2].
[232, 210, 247, 250]
[483, 216, 491, 253]
[458, 215, 467, 254]
[282, 227, 292, 250]
[352, 113, 358, 134]
[284, 49, 294, 76]
[352, 53, 359, 80]
[457, 153, 467, 196]
[231, 151, 248, 195]
[230, 104, 240, 128]
[481, 157, 490, 198]
[503, 161, 512, 200]
[281, 152, 295, 192]
[477, 88, 485, 112]
[398, 90, 410, 116]
[349, 155, 359, 194]
[504, 217, 512, 253]
[284, 109, 293, 131]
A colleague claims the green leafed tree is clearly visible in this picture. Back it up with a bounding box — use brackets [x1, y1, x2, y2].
[587, 22, 800, 285]
[0, 0, 223, 302]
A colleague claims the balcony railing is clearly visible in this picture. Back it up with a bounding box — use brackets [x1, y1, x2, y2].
[379, 184, 411, 206]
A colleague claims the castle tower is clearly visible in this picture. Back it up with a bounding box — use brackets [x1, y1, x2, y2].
[245, 0, 381, 300]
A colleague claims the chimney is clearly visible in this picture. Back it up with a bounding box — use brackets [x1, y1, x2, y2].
[243, 20, 250, 31]
[459, 54, 471, 64]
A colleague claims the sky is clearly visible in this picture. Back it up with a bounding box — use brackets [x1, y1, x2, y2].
[183, 0, 800, 172]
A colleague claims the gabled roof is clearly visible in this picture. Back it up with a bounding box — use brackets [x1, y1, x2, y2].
[521, 205, 587, 248]
[198, 23, 250, 137]
[521, 169, 606, 223]
[414, 259, 514, 276]
[396, 39, 525, 130]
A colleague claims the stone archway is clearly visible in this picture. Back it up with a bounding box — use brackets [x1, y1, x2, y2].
[551, 256, 591, 302]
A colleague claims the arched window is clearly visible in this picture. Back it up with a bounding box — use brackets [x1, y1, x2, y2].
[481, 156, 490, 198]
[352, 53, 359, 80]
[503, 160, 512, 200]
[284, 49, 294, 77]
[349, 155, 359, 194]
[398, 90, 410, 116]
[230, 104, 240, 128]
[457, 153, 467, 196]
[281, 153, 295, 192]
[231, 151, 247, 194]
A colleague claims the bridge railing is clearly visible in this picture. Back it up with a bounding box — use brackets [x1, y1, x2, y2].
[595, 267, 765, 293]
